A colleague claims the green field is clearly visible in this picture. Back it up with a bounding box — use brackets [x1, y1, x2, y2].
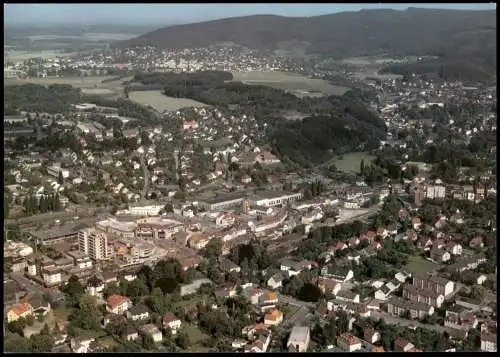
[129, 90, 208, 112]
[331, 152, 376, 173]
[4, 76, 128, 98]
[5, 50, 78, 62]
[231, 71, 350, 96]
[405, 255, 438, 274]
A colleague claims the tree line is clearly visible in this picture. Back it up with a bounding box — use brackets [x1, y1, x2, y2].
[22, 193, 62, 216]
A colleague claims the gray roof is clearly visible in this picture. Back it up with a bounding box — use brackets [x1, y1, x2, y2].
[288, 326, 310, 343]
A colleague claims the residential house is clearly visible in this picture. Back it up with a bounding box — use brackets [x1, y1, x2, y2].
[446, 254, 487, 273]
[188, 233, 210, 250]
[260, 291, 279, 305]
[376, 227, 389, 239]
[450, 210, 465, 225]
[430, 248, 451, 263]
[417, 237, 433, 251]
[335, 290, 360, 304]
[444, 310, 478, 331]
[386, 298, 435, 319]
[244, 329, 272, 353]
[337, 332, 362, 352]
[394, 337, 416, 352]
[70, 335, 95, 353]
[444, 242, 462, 256]
[469, 237, 484, 249]
[325, 266, 354, 283]
[242, 323, 269, 341]
[7, 301, 33, 322]
[141, 323, 163, 343]
[264, 309, 283, 326]
[287, 326, 311, 352]
[86, 275, 105, 298]
[364, 328, 381, 344]
[412, 217, 422, 230]
[162, 312, 182, 335]
[316, 277, 342, 296]
[374, 285, 392, 301]
[126, 304, 150, 321]
[481, 332, 497, 352]
[395, 271, 411, 284]
[215, 286, 238, 300]
[22, 294, 51, 317]
[267, 272, 284, 289]
[106, 295, 132, 314]
[122, 326, 139, 341]
[348, 236, 360, 248]
[219, 258, 241, 274]
[403, 285, 445, 308]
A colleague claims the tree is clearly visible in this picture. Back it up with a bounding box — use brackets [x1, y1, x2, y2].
[40, 323, 51, 335]
[137, 265, 155, 292]
[68, 294, 102, 332]
[4, 333, 31, 352]
[141, 332, 156, 350]
[175, 331, 190, 350]
[203, 238, 222, 260]
[58, 171, 64, 185]
[103, 282, 121, 298]
[126, 279, 149, 304]
[29, 333, 55, 352]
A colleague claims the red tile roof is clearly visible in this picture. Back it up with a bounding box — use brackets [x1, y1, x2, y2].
[163, 312, 179, 324]
[106, 295, 129, 309]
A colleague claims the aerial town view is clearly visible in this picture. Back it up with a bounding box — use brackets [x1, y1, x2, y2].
[3, 3, 497, 353]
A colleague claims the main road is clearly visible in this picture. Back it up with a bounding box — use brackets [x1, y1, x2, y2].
[10, 272, 46, 295]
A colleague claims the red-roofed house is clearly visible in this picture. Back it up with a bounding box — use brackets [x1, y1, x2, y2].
[377, 227, 388, 238]
[162, 312, 181, 334]
[106, 295, 132, 314]
[336, 242, 347, 250]
[7, 302, 33, 322]
[394, 337, 415, 352]
[364, 328, 381, 344]
[337, 333, 362, 352]
[349, 237, 360, 248]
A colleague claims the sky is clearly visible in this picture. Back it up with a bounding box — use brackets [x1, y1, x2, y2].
[5, 3, 497, 26]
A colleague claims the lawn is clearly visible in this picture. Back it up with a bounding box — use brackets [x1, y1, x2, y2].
[281, 304, 299, 319]
[331, 152, 376, 173]
[405, 255, 438, 275]
[129, 90, 208, 112]
[231, 71, 350, 96]
[183, 323, 210, 351]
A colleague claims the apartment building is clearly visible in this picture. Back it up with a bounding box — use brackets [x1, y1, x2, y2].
[403, 285, 445, 308]
[386, 298, 435, 319]
[78, 228, 110, 261]
[411, 274, 455, 297]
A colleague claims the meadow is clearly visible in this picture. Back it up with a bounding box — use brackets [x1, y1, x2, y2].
[231, 71, 350, 96]
[331, 152, 377, 173]
[129, 90, 208, 112]
[405, 255, 439, 275]
[5, 50, 77, 62]
[4, 76, 128, 98]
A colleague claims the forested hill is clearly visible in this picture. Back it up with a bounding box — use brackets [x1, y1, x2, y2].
[115, 8, 495, 62]
[129, 71, 387, 167]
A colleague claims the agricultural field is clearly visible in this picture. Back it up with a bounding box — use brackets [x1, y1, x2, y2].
[331, 152, 376, 173]
[4, 76, 127, 97]
[129, 90, 208, 112]
[4, 50, 77, 62]
[405, 255, 438, 275]
[231, 71, 350, 96]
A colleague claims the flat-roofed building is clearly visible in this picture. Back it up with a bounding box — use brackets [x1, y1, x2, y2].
[199, 192, 248, 212]
[30, 225, 79, 246]
[135, 217, 184, 239]
[96, 218, 137, 239]
[78, 228, 110, 261]
[250, 191, 303, 208]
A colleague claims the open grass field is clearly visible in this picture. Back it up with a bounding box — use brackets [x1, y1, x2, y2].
[4, 76, 128, 98]
[231, 71, 350, 96]
[5, 50, 77, 62]
[129, 90, 208, 112]
[183, 324, 209, 344]
[331, 152, 376, 173]
[405, 255, 439, 275]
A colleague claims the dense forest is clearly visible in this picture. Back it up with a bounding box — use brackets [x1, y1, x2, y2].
[129, 71, 386, 166]
[4, 84, 81, 114]
[380, 59, 496, 84]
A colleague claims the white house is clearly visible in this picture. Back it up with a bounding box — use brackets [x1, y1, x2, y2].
[163, 312, 182, 335]
[106, 295, 132, 314]
[337, 333, 362, 352]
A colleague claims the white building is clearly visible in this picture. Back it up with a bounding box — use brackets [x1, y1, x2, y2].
[47, 165, 70, 179]
[78, 228, 110, 261]
[250, 192, 302, 208]
[337, 333, 362, 352]
[287, 326, 310, 352]
[42, 266, 62, 285]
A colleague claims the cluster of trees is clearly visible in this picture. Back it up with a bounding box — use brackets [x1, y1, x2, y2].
[22, 193, 62, 216]
[380, 59, 495, 85]
[5, 323, 56, 353]
[302, 180, 326, 199]
[4, 84, 81, 114]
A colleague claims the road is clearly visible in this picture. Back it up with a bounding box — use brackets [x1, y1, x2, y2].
[140, 154, 150, 199]
[371, 311, 445, 333]
[11, 272, 46, 295]
[286, 306, 311, 326]
[279, 294, 315, 309]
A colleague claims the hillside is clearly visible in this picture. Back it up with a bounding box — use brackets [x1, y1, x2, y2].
[114, 8, 495, 62]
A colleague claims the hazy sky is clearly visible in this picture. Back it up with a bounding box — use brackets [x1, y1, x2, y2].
[5, 3, 497, 26]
